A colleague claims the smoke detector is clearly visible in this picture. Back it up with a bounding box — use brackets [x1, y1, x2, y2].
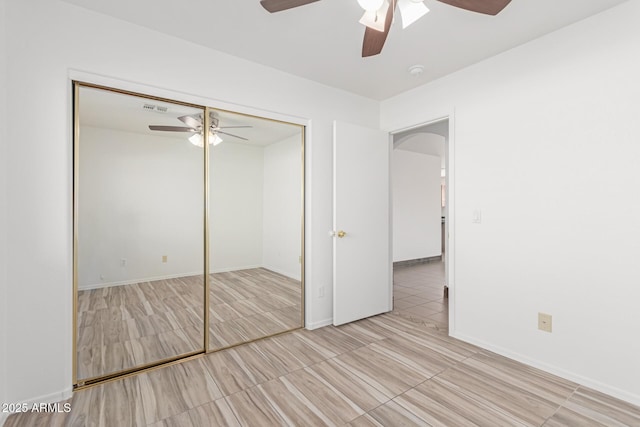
[408, 64, 425, 77]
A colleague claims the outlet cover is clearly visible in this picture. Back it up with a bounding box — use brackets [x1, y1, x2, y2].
[538, 313, 552, 333]
[162, 255, 168, 263]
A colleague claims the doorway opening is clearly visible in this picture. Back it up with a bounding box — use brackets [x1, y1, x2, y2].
[391, 118, 450, 331]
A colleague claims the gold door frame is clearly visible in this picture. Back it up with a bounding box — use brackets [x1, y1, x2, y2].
[72, 81, 306, 389]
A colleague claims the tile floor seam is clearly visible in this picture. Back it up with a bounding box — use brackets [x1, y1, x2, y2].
[426, 366, 536, 426]
[539, 385, 580, 426]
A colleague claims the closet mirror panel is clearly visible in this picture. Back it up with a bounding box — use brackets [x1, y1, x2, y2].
[74, 84, 206, 383]
[207, 108, 304, 350]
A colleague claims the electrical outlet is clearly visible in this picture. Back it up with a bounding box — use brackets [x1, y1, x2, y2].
[121, 259, 126, 267]
[299, 255, 302, 264]
[538, 313, 552, 333]
[162, 255, 168, 263]
[318, 286, 325, 298]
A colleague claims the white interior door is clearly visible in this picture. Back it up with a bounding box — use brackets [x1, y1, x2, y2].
[333, 121, 391, 326]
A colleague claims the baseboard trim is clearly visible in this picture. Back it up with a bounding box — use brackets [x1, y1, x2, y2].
[306, 318, 332, 330]
[393, 256, 442, 267]
[261, 265, 301, 282]
[79, 265, 302, 291]
[79, 271, 203, 291]
[450, 332, 640, 407]
[210, 265, 263, 274]
[0, 387, 73, 425]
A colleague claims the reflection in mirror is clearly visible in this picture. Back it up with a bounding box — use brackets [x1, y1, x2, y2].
[207, 108, 304, 350]
[75, 85, 205, 382]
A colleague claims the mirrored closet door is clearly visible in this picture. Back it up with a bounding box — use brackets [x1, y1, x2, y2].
[207, 109, 304, 351]
[74, 83, 305, 387]
[74, 84, 206, 385]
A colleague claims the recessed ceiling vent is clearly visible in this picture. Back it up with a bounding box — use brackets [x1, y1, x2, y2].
[142, 103, 169, 113]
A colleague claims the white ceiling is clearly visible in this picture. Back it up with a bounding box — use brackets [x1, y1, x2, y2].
[79, 85, 302, 146]
[61, 0, 628, 100]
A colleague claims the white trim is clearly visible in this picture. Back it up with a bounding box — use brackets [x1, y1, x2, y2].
[78, 265, 301, 291]
[66, 69, 312, 390]
[78, 271, 203, 291]
[0, 387, 73, 425]
[451, 332, 640, 407]
[446, 112, 456, 334]
[388, 109, 456, 335]
[262, 265, 301, 282]
[68, 67, 312, 313]
[306, 317, 332, 330]
[388, 134, 394, 312]
[67, 69, 309, 128]
[303, 122, 312, 330]
[211, 265, 263, 274]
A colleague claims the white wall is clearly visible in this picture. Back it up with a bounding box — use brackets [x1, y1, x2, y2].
[382, 0, 640, 405]
[0, 0, 8, 423]
[3, 0, 378, 409]
[77, 126, 204, 289]
[392, 150, 441, 262]
[78, 126, 302, 287]
[210, 142, 264, 272]
[263, 135, 303, 280]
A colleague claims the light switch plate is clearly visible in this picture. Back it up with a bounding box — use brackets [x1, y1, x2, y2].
[472, 209, 482, 224]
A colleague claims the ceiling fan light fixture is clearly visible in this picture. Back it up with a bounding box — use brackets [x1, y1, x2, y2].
[357, 0, 384, 12]
[358, 0, 389, 32]
[189, 132, 224, 147]
[188, 133, 204, 147]
[398, 0, 429, 29]
[212, 133, 223, 146]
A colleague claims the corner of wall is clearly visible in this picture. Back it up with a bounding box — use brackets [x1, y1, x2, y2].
[0, 0, 9, 418]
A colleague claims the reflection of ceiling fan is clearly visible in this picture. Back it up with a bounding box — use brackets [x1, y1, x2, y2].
[260, 0, 512, 57]
[149, 113, 252, 147]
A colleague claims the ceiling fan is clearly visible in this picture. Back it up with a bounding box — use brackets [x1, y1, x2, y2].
[260, 0, 512, 57]
[149, 112, 252, 147]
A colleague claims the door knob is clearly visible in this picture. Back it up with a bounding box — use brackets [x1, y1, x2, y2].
[337, 230, 347, 238]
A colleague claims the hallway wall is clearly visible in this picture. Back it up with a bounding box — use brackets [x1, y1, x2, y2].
[392, 150, 442, 262]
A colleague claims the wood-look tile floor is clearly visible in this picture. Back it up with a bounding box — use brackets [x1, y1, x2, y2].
[392, 260, 449, 331]
[77, 268, 302, 380]
[209, 269, 302, 351]
[10, 261, 640, 426]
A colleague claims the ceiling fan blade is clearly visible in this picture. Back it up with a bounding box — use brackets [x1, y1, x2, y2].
[260, 0, 320, 13]
[178, 115, 201, 129]
[216, 131, 249, 141]
[149, 125, 197, 132]
[217, 126, 253, 129]
[362, 0, 396, 57]
[436, 0, 511, 15]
